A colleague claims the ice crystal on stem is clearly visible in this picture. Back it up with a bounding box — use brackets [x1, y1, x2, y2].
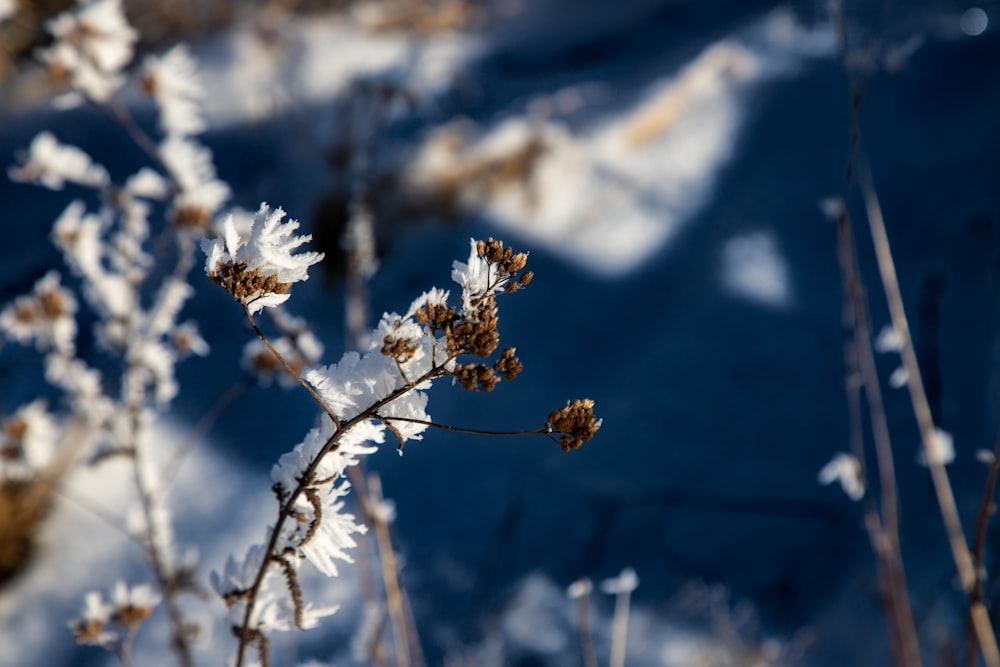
[818, 452, 865, 501]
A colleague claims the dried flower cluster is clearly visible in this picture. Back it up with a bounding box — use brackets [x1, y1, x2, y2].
[70, 581, 161, 646]
[548, 398, 602, 452]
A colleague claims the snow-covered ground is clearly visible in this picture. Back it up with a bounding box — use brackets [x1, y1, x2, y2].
[1, 1, 999, 665]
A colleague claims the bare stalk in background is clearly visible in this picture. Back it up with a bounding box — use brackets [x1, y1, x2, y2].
[966, 435, 1000, 667]
[857, 161, 1000, 667]
[834, 200, 921, 667]
[568, 578, 599, 667]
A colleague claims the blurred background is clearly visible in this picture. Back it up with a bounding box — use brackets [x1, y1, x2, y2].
[1, 0, 999, 665]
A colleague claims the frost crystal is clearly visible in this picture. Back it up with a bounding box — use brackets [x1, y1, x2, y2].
[142, 44, 206, 137]
[818, 452, 865, 500]
[918, 428, 955, 467]
[0, 401, 59, 482]
[38, 0, 138, 103]
[160, 136, 231, 225]
[0, 271, 78, 355]
[452, 238, 501, 311]
[9, 132, 110, 190]
[203, 203, 324, 314]
[601, 567, 639, 594]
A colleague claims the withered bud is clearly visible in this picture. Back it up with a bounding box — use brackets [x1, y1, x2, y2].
[381, 335, 420, 364]
[493, 347, 522, 381]
[547, 398, 601, 452]
[72, 619, 109, 645]
[112, 603, 155, 627]
[454, 363, 499, 391]
[171, 205, 213, 229]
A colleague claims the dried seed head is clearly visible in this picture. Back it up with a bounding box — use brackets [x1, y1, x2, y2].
[381, 334, 420, 364]
[547, 399, 601, 451]
[454, 363, 499, 391]
[209, 261, 292, 306]
[171, 204, 213, 229]
[72, 618, 110, 645]
[493, 347, 522, 381]
[112, 602, 154, 627]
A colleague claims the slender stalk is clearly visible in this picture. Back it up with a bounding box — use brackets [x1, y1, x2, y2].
[367, 474, 412, 667]
[965, 434, 1000, 667]
[127, 409, 193, 667]
[609, 587, 632, 667]
[377, 414, 548, 439]
[571, 580, 599, 667]
[243, 305, 342, 427]
[835, 205, 921, 666]
[858, 163, 1000, 667]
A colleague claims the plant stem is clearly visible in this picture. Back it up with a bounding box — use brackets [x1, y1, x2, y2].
[835, 204, 921, 667]
[858, 163, 1000, 667]
[233, 365, 443, 667]
[368, 474, 412, 667]
[609, 587, 631, 667]
[243, 305, 342, 427]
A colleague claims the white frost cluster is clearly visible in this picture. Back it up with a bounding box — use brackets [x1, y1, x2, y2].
[203, 203, 324, 314]
[818, 452, 865, 501]
[8, 132, 110, 191]
[70, 580, 161, 645]
[918, 428, 955, 467]
[452, 238, 503, 311]
[142, 44, 207, 137]
[160, 136, 232, 222]
[38, 0, 138, 104]
[0, 401, 59, 482]
[0, 271, 78, 355]
[601, 567, 640, 595]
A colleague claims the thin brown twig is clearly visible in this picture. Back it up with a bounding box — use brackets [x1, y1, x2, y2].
[965, 433, 1000, 667]
[243, 304, 342, 428]
[367, 474, 412, 667]
[375, 414, 547, 438]
[835, 203, 921, 667]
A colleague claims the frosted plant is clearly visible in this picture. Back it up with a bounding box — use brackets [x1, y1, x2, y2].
[70, 581, 161, 663]
[206, 233, 600, 666]
[37, 0, 138, 105]
[0, 271, 78, 356]
[0, 401, 60, 483]
[8, 132, 110, 190]
[141, 44, 207, 137]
